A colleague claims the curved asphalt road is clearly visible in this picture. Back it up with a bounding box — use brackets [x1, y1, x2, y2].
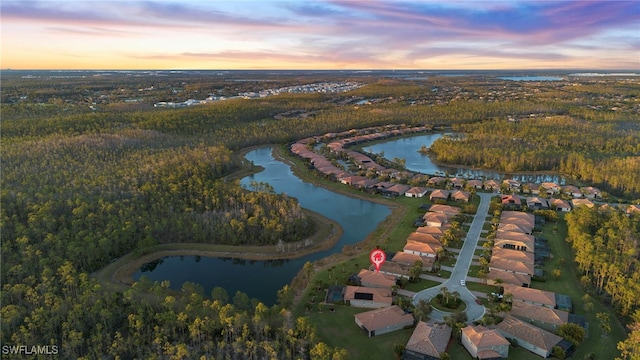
[413, 192, 493, 323]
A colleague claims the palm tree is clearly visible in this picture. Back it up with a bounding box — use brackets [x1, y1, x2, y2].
[414, 299, 433, 322]
[440, 286, 450, 305]
[451, 291, 461, 307]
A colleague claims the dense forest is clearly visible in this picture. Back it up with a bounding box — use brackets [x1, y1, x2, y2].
[1, 73, 639, 358]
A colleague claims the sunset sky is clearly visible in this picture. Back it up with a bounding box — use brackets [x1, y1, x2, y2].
[2, 0, 639, 70]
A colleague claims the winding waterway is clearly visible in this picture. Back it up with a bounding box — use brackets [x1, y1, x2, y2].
[134, 147, 391, 305]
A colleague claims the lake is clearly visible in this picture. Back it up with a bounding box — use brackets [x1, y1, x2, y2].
[362, 133, 566, 184]
[134, 147, 391, 305]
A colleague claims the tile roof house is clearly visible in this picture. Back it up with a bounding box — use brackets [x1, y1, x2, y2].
[404, 240, 441, 258]
[429, 189, 450, 201]
[427, 177, 448, 186]
[561, 185, 583, 198]
[344, 285, 393, 308]
[501, 195, 522, 209]
[415, 226, 445, 239]
[407, 232, 441, 245]
[428, 204, 460, 215]
[373, 261, 411, 280]
[500, 211, 535, 229]
[497, 223, 532, 235]
[487, 269, 531, 288]
[466, 179, 484, 190]
[461, 325, 510, 359]
[357, 269, 397, 289]
[422, 212, 449, 228]
[495, 230, 535, 244]
[571, 198, 595, 208]
[391, 252, 434, 271]
[383, 184, 411, 197]
[489, 257, 535, 276]
[484, 180, 501, 191]
[580, 186, 602, 199]
[496, 315, 568, 358]
[540, 182, 560, 195]
[510, 302, 569, 330]
[503, 285, 556, 308]
[450, 177, 465, 189]
[526, 197, 549, 210]
[406, 187, 429, 198]
[451, 190, 471, 202]
[491, 247, 535, 265]
[548, 198, 571, 212]
[354, 305, 415, 337]
[494, 238, 534, 253]
[627, 204, 640, 215]
[403, 322, 452, 360]
[502, 179, 521, 190]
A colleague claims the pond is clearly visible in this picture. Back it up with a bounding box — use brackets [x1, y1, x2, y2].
[362, 133, 566, 184]
[134, 147, 391, 305]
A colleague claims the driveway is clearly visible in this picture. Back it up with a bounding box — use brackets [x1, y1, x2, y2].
[413, 192, 493, 323]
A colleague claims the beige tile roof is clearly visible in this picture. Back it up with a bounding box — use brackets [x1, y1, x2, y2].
[496, 315, 563, 352]
[510, 302, 569, 327]
[415, 226, 445, 238]
[423, 212, 449, 226]
[495, 230, 535, 243]
[503, 284, 556, 307]
[572, 198, 595, 208]
[489, 257, 535, 276]
[354, 305, 414, 332]
[357, 269, 396, 288]
[500, 211, 535, 228]
[429, 189, 450, 200]
[487, 269, 531, 287]
[451, 190, 470, 201]
[466, 179, 483, 188]
[391, 252, 434, 268]
[491, 247, 535, 264]
[372, 261, 410, 278]
[429, 204, 460, 215]
[406, 322, 452, 357]
[462, 325, 510, 348]
[404, 240, 442, 256]
[407, 232, 441, 245]
[497, 223, 532, 234]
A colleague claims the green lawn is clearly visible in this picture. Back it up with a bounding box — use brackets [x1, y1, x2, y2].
[404, 278, 441, 292]
[532, 213, 625, 359]
[467, 264, 483, 277]
[305, 305, 413, 360]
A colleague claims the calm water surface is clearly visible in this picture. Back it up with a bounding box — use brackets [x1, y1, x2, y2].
[134, 147, 391, 305]
[363, 133, 566, 184]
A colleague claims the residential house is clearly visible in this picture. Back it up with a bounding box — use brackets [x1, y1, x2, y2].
[484, 180, 501, 191]
[461, 325, 510, 359]
[497, 223, 532, 235]
[526, 197, 549, 210]
[571, 198, 595, 208]
[503, 284, 556, 308]
[561, 185, 582, 198]
[489, 258, 535, 277]
[466, 179, 484, 190]
[510, 302, 568, 330]
[429, 204, 460, 215]
[494, 238, 534, 253]
[451, 190, 471, 202]
[406, 187, 429, 198]
[580, 186, 602, 199]
[423, 212, 449, 228]
[403, 240, 441, 258]
[427, 177, 448, 187]
[354, 305, 415, 337]
[373, 261, 411, 280]
[500, 211, 535, 229]
[391, 252, 434, 271]
[344, 286, 393, 308]
[357, 269, 397, 289]
[415, 226, 445, 239]
[503, 179, 521, 190]
[548, 198, 571, 212]
[496, 316, 571, 358]
[407, 232, 441, 245]
[403, 322, 452, 360]
[495, 230, 535, 244]
[522, 183, 540, 195]
[540, 182, 560, 195]
[487, 269, 531, 288]
[501, 195, 522, 209]
[383, 184, 411, 197]
[429, 189, 450, 201]
[491, 247, 535, 265]
[450, 177, 465, 189]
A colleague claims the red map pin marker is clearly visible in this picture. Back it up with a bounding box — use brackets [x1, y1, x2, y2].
[370, 249, 386, 272]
